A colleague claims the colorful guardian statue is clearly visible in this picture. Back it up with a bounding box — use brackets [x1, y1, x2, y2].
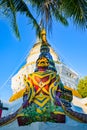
[0, 30, 87, 126]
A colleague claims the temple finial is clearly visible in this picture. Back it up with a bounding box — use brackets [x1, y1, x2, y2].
[40, 29, 47, 44]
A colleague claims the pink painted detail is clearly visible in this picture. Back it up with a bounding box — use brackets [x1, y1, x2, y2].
[0, 109, 2, 118]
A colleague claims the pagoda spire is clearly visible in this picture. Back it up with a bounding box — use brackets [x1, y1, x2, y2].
[40, 29, 48, 45]
[35, 29, 57, 72]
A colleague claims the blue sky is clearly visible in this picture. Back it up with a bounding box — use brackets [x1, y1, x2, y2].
[0, 15, 87, 101]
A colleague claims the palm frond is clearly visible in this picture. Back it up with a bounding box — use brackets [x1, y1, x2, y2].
[61, 0, 87, 29]
[27, 0, 68, 31]
[0, 0, 41, 38]
[14, 0, 41, 36]
[0, 0, 20, 39]
[0, 0, 87, 38]
[28, 0, 87, 29]
[51, 1, 68, 26]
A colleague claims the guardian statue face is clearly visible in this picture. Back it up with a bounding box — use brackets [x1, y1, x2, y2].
[36, 56, 49, 68]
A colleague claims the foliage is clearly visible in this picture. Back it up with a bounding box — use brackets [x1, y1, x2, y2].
[77, 76, 87, 98]
[0, 0, 87, 39]
[0, 0, 40, 39]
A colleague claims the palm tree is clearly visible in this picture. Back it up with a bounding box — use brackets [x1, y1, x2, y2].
[0, 0, 87, 39]
[0, 0, 40, 39]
